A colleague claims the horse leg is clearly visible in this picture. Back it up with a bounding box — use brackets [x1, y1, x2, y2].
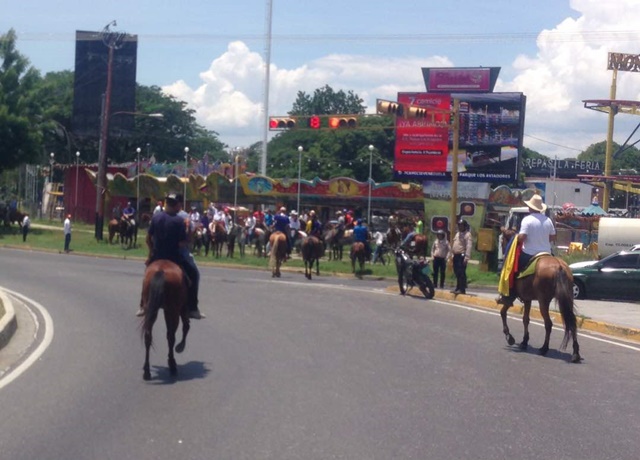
[143, 329, 152, 381]
[500, 304, 516, 346]
[520, 301, 532, 350]
[175, 312, 190, 354]
[537, 301, 552, 356]
[315, 257, 320, 276]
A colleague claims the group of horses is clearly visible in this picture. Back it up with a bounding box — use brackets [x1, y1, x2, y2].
[107, 217, 138, 249]
[138, 222, 583, 381]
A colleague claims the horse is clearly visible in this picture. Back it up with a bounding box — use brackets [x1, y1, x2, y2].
[499, 254, 581, 363]
[191, 224, 207, 256]
[108, 219, 120, 245]
[301, 236, 324, 280]
[119, 217, 138, 249]
[350, 242, 366, 277]
[140, 260, 190, 381]
[386, 227, 402, 249]
[226, 223, 246, 258]
[208, 221, 227, 258]
[253, 226, 269, 258]
[269, 231, 288, 278]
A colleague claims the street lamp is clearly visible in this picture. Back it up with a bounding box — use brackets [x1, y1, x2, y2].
[183, 147, 189, 209]
[233, 148, 241, 224]
[74, 151, 80, 213]
[297, 146, 303, 213]
[368, 145, 374, 225]
[136, 147, 141, 220]
[49, 152, 55, 185]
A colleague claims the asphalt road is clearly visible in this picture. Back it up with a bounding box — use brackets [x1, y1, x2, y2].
[0, 248, 639, 460]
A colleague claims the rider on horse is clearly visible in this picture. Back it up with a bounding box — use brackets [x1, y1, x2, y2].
[306, 210, 323, 239]
[139, 193, 205, 319]
[497, 193, 556, 307]
[122, 201, 135, 221]
[353, 219, 371, 261]
[273, 206, 291, 256]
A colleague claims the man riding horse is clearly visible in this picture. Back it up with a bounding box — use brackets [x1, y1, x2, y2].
[497, 193, 555, 307]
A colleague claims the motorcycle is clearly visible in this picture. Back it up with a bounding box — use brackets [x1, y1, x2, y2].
[395, 246, 435, 299]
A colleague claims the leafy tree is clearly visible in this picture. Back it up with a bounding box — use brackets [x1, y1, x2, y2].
[290, 84, 365, 116]
[578, 141, 640, 174]
[0, 29, 44, 172]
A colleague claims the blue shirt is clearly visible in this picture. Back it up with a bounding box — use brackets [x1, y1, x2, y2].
[353, 224, 368, 243]
[273, 214, 290, 233]
[265, 213, 274, 227]
[148, 212, 187, 264]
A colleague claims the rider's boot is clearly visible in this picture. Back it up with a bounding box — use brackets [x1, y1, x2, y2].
[496, 293, 515, 307]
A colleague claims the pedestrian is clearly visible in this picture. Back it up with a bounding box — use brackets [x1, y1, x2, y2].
[63, 214, 72, 253]
[430, 229, 450, 289]
[152, 200, 164, 215]
[372, 227, 386, 264]
[21, 213, 31, 242]
[451, 219, 472, 295]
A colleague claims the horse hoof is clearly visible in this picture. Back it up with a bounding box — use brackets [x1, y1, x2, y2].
[538, 346, 549, 356]
[506, 335, 515, 346]
[143, 372, 151, 381]
[175, 342, 185, 353]
[571, 353, 582, 363]
[519, 342, 528, 350]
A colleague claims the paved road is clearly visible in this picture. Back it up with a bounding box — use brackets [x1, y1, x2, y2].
[1, 248, 639, 459]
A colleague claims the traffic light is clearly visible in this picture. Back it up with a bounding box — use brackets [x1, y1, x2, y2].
[328, 116, 357, 129]
[406, 105, 428, 119]
[269, 117, 297, 130]
[376, 99, 404, 117]
[431, 216, 449, 233]
[308, 115, 321, 129]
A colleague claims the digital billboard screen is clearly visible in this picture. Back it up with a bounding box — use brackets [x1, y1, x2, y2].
[394, 92, 526, 183]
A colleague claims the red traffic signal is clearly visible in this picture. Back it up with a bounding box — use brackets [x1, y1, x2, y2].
[269, 117, 297, 130]
[431, 216, 449, 233]
[328, 116, 357, 129]
[308, 115, 321, 129]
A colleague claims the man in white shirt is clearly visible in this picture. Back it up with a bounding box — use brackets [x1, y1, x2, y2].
[21, 213, 31, 242]
[152, 200, 164, 215]
[63, 214, 72, 253]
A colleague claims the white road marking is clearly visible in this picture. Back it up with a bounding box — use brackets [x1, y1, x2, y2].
[0, 287, 55, 390]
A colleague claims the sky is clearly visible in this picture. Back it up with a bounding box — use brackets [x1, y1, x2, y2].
[4, 0, 640, 160]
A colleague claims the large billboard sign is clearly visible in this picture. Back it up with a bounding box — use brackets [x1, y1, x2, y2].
[394, 92, 526, 183]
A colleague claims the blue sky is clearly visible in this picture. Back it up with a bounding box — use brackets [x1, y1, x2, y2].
[4, 0, 640, 159]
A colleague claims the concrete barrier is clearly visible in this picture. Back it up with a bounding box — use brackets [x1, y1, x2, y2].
[0, 289, 17, 351]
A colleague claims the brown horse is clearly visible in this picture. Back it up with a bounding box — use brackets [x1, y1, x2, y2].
[301, 236, 324, 280]
[269, 231, 288, 278]
[350, 242, 366, 277]
[209, 221, 227, 258]
[500, 255, 581, 363]
[140, 260, 190, 381]
[108, 218, 120, 244]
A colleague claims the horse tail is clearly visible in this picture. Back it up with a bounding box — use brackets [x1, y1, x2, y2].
[556, 266, 577, 350]
[269, 235, 280, 270]
[142, 270, 165, 345]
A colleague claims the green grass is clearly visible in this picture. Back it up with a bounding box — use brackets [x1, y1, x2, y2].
[0, 218, 532, 288]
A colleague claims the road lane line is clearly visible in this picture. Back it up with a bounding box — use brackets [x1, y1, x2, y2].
[0, 287, 55, 390]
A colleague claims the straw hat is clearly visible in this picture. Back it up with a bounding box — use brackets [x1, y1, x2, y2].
[524, 194, 547, 213]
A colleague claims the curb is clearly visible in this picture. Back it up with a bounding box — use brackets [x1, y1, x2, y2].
[384, 285, 640, 344]
[0, 289, 17, 351]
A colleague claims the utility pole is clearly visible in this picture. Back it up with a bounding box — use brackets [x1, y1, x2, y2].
[94, 20, 125, 241]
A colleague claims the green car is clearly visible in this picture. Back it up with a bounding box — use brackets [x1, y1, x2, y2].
[570, 251, 640, 300]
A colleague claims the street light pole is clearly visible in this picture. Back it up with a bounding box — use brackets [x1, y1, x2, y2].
[233, 150, 240, 224]
[297, 146, 303, 213]
[368, 145, 374, 225]
[183, 147, 189, 209]
[74, 151, 80, 214]
[136, 147, 141, 220]
[49, 152, 55, 221]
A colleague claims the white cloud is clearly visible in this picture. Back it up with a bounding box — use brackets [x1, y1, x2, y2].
[163, 0, 640, 158]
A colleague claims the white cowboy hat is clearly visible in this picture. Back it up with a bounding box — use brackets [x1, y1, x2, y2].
[524, 194, 547, 213]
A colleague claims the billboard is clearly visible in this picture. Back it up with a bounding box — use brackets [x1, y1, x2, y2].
[72, 30, 138, 138]
[394, 92, 526, 183]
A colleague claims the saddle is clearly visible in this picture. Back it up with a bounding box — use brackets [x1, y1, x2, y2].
[517, 252, 552, 279]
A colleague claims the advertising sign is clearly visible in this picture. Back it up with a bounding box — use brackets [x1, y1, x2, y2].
[394, 92, 526, 183]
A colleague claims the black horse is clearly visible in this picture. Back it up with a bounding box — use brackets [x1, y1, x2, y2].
[119, 217, 138, 249]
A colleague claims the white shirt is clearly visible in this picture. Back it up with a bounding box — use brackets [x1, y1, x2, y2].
[289, 217, 301, 231]
[519, 213, 555, 255]
[63, 218, 71, 235]
[373, 231, 384, 245]
[153, 205, 163, 215]
[22, 215, 30, 227]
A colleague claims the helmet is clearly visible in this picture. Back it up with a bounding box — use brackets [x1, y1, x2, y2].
[436, 229, 446, 237]
[457, 219, 466, 225]
[290, 210, 298, 216]
[356, 218, 362, 225]
[309, 210, 316, 216]
[280, 206, 286, 213]
[336, 210, 342, 215]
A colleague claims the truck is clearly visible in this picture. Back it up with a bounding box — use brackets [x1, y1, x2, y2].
[596, 217, 640, 258]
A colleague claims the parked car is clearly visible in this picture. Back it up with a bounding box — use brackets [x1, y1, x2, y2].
[570, 251, 640, 300]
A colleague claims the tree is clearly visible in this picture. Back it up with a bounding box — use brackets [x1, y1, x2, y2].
[0, 29, 44, 172]
[290, 84, 365, 116]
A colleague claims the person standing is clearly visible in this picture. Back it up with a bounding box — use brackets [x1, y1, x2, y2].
[430, 230, 450, 289]
[152, 200, 164, 216]
[371, 227, 386, 264]
[63, 214, 72, 253]
[21, 213, 31, 242]
[497, 194, 556, 307]
[451, 219, 472, 295]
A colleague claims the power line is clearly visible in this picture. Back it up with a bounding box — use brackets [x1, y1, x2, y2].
[524, 134, 583, 152]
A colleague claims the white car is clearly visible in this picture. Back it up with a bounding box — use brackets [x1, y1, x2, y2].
[629, 244, 640, 252]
